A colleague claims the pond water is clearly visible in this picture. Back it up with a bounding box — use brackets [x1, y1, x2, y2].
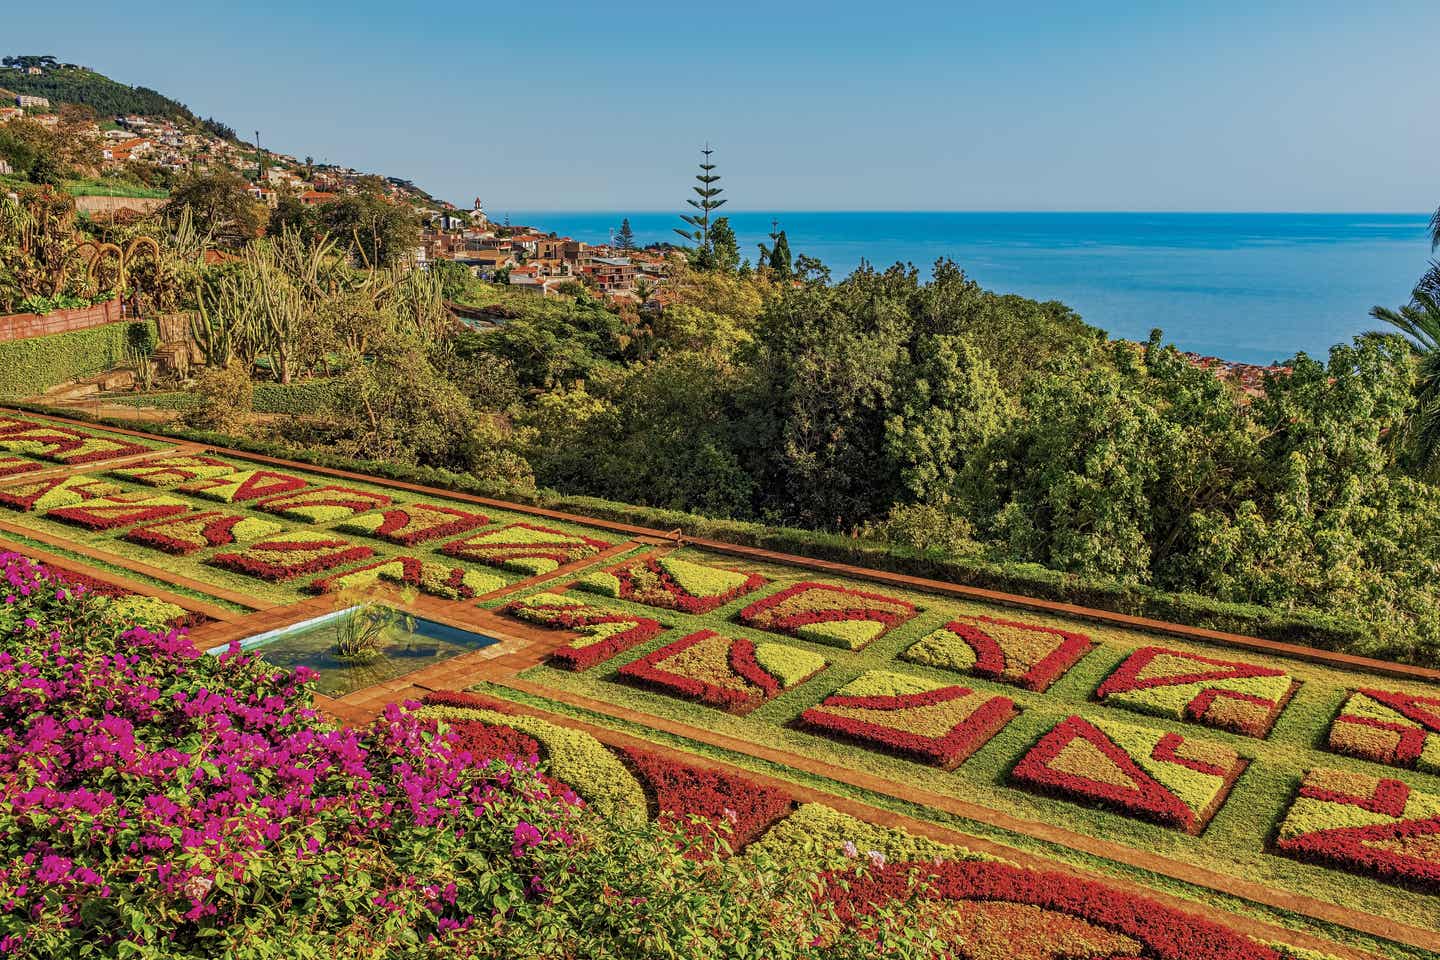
[212, 607, 499, 698]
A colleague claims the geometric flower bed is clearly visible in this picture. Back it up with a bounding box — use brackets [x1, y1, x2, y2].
[902, 615, 1095, 693]
[797, 670, 1017, 769]
[0, 420, 149, 463]
[207, 534, 376, 582]
[110, 454, 238, 486]
[123, 510, 284, 554]
[308, 556, 507, 600]
[617, 629, 826, 713]
[1328, 689, 1440, 775]
[823, 860, 1280, 960]
[1274, 767, 1440, 889]
[575, 553, 766, 614]
[736, 582, 918, 651]
[501, 592, 663, 670]
[0, 455, 41, 479]
[254, 484, 394, 524]
[177, 468, 309, 503]
[1094, 646, 1298, 738]
[615, 744, 793, 857]
[46, 492, 192, 531]
[1010, 715, 1247, 834]
[0, 475, 123, 512]
[336, 502, 490, 545]
[441, 522, 610, 576]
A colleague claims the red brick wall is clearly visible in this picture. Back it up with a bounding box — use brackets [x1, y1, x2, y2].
[0, 299, 125, 343]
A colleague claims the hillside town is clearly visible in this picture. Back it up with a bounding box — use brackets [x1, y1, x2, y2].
[1, 64, 672, 305]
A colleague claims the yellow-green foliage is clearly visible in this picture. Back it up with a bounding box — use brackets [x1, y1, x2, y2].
[794, 619, 885, 650]
[575, 571, 622, 598]
[833, 670, 945, 699]
[903, 627, 977, 671]
[1091, 717, 1235, 814]
[747, 802, 998, 869]
[656, 556, 751, 597]
[101, 595, 185, 629]
[753, 643, 826, 688]
[420, 704, 646, 823]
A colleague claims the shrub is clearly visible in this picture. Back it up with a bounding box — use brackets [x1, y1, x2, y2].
[181, 361, 253, 433]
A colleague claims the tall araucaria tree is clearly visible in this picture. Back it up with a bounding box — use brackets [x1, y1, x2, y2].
[615, 217, 637, 251]
[676, 145, 726, 270]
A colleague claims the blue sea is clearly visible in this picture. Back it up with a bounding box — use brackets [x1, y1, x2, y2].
[501, 211, 1434, 365]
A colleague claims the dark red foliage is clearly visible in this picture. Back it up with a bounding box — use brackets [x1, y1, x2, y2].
[822, 860, 1280, 960]
[617, 745, 792, 856]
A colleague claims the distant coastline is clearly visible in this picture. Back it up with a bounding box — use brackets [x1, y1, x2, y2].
[503, 211, 1432, 365]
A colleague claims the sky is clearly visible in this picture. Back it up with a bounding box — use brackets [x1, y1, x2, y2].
[5, 1, 1437, 212]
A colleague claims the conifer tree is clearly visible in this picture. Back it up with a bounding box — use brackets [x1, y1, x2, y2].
[675, 145, 726, 262]
[769, 229, 793, 279]
[709, 217, 740, 273]
[615, 218, 637, 250]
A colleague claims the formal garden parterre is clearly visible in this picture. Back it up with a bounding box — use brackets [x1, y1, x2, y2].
[0, 409, 1437, 959]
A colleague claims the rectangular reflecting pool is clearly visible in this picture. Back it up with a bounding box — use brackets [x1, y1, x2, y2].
[210, 607, 500, 698]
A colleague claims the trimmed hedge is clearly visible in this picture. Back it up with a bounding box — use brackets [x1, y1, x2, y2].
[0, 321, 155, 399]
[10, 402, 1380, 658]
[108, 378, 340, 416]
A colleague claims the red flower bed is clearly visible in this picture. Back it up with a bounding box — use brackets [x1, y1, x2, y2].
[1275, 768, 1440, 889]
[0, 456, 40, 479]
[821, 859, 1279, 960]
[737, 582, 917, 649]
[1095, 646, 1296, 738]
[589, 555, 767, 614]
[179, 469, 309, 503]
[502, 595, 664, 670]
[1010, 715, 1244, 833]
[208, 537, 376, 582]
[123, 511, 276, 555]
[619, 630, 772, 711]
[908, 616, 1095, 693]
[340, 502, 490, 545]
[616, 745, 792, 857]
[47, 495, 191, 531]
[799, 681, 1017, 769]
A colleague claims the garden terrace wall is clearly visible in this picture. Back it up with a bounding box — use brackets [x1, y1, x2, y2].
[0, 298, 123, 343]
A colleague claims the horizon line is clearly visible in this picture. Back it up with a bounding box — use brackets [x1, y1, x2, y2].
[490, 208, 1432, 217]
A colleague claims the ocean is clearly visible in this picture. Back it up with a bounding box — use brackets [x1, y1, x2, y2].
[500, 211, 1434, 365]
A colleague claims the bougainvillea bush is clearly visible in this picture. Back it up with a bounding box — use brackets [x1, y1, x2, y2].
[576, 554, 767, 614]
[618, 629, 826, 713]
[0, 553, 932, 959]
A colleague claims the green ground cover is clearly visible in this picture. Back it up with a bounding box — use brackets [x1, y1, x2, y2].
[496, 546, 1440, 938]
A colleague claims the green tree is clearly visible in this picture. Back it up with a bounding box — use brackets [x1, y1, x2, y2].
[767, 228, 793, 279]
[1371, 274, 1440, 478]
[164, 169, 266, 247]
[615, 217, 637, 250]
[709, 216, 740, 273]
[675, 145, 726, 266]
[316, 184, 420, 268]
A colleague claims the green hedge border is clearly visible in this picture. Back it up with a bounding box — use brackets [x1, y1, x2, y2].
[0, 321, 155, 400]
[104, 379, 339, 416]
[7, 400, 1377, 657]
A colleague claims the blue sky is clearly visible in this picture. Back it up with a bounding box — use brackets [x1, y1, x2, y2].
[6, 1, 1436, 212]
